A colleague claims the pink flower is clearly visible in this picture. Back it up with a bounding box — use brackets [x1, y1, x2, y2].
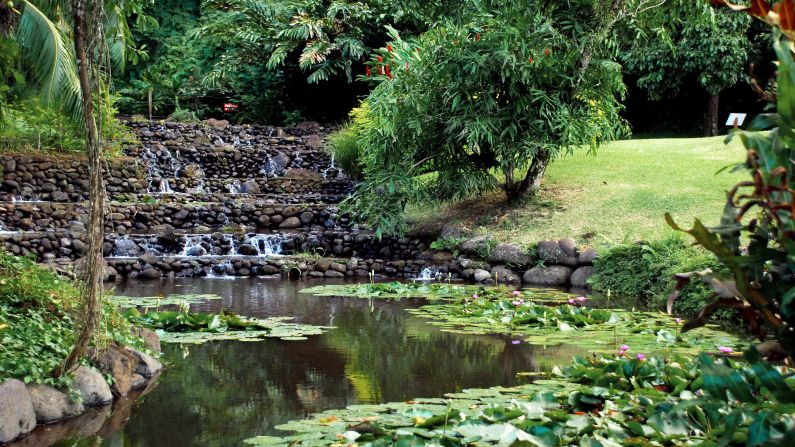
[718, 346, 733, 354]
[576, 296, 588, 303]
[472, 293, 479, 299]
[512, 300, 523, 307]
[675, 318, 682, 324]
[567, 299, 576, 305]
[513, 291, 521, 297]
[511, 340, 521, 345]
[636, 353, 646, 361]
[620, 344, 630, 351]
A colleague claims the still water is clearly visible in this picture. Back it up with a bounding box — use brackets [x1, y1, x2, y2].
[41, 278, 576, 447]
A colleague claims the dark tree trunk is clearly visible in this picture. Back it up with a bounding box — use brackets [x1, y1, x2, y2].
[56, 0, 104, 377]
[704, 93, 720, 137]
[502, 151, 551, 203]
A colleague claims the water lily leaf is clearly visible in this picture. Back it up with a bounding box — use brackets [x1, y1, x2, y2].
[454, 422, 520, 444]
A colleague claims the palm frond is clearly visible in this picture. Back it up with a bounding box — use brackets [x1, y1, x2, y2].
[16, 0, 81, 120]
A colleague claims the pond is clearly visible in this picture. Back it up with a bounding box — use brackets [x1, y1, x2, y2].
[48, 278, 581, 447]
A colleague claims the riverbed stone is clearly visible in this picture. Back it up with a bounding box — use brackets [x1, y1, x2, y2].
[73, 366, 113, 406]
[460, 236, 491, 254]
[578, 248, 598, 265]
[473, 269, 491, 282]
[522, 265, 572, 286]
[126, 347, 163, 378]
[27, 384, 84, 423]
[137, 268, 161, 280]
[89, 345, 138, 397]
[570, 266, 594, 288]
[489, 243, 533, 266]
[0, 379, 36, 443]
[490, 266, 520, 284]
[537, 240, 579, 267]
[279, 216, 302, 229]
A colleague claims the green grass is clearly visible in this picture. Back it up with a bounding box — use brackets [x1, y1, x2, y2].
[407, 136, 746, 247]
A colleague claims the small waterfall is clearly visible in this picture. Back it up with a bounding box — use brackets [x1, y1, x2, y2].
[191, 178, 206, 194]
[142, 145, 183, 194]
[159, 178, 174, 193]
[245, 234, 285, 257]
[179, 235, 207, 257]
[261, 154, 277, 177]
[207, 260, 234, 278]
[414, 267, 442, 281]
[11, 196, 43, 203]
[322, 153, 337, 179]
[224, 234, 238, 255]
[227, 180, 241, 194]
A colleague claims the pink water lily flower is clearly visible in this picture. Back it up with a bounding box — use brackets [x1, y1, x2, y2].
[511, 340, 521, 345]
[512, 290, 522, 297]
[620, 344, 630, 351]
[637, 353, 646, 361]
[675, 318, 682, 324]
[718, 346, 733, 354]
[576, 296, 588, 303]
[472, 293, 479, 299]
[512, 300, 523, 307]
[567, 298, 576, 305]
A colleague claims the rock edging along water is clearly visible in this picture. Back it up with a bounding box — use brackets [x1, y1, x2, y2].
[0, 337, 162, 444]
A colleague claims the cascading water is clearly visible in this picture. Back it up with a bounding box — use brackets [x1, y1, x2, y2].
[261, 154, 277, 178]
[414, 267, 442, 281]
[142, 145, 183, 194]
[179, 235, 207, 257]
[227, 180, 241, 194]
[244, 234, 285, 257]
[206, 260, 234, 278]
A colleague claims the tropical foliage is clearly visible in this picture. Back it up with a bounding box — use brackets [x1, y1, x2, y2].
[667, 0, 795, 359]
[339, 1, 629, 236]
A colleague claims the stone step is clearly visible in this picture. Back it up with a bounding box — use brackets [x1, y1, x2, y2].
[142, 174, 351, 197]
[0, 201, 344, 234]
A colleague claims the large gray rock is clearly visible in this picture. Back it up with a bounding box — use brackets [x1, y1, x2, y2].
[490, 266, 521, 284]
[90, 345, 138, 396]
[279, 217, 302, 229]
[239, 180, 260, 194]
[126, 347, 163, 378]
[522, 265, 573, 286]
[537, 240, 579, 267]
[489, 243, 533, 266]
[473, 269, 491, 283]
[73, 366, 113, 406]
[0, 379, 36, 443]
[237, 244, 259, 256]
[578, 248, 598, 265]
[27, 384, 84, 423]
[460, 236, 491, 255]
[570, 266, 594, 288]
[137, 268, 161, 280]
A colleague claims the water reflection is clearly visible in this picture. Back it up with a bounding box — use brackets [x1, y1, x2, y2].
[49, 278, 571, 447]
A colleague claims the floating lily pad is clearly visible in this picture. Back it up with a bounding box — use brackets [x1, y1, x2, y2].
[109, 293, 223, 308]
[300, 283, 571, 303]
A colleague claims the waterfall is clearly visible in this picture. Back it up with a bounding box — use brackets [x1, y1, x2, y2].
[227, 180, 241, 194]
[142, 145, 183, 194]
[224, 234, 238, 255]
[415, 267, 442, 281]
[261, 154, 277, 177]
[206, 260, 234, 278]
[245, 234, 285, 257]
[179, 235, 207, 257]
[159, 179, 174, 193]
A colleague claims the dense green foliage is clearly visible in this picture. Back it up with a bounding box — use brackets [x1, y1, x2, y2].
[666, 4, 795, 358]
[588, 236, 739, 326]
[0, 252, 138, 389]
[341, 1, 628, 236]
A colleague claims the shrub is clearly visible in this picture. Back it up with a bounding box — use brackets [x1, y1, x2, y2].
[590, 236, 740, 326]
[328, 104, 370, 179]
[167, 107, 200, 123]
[0, 100, 86, 153]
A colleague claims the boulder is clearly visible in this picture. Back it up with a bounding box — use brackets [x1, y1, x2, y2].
[0, 379, 36, 443]
[490, 266, 521, 284]
[178, 164, 204, 179]
[279, 217, 302, 229]
[489, 243, 533, 266]
[126, 347, 163, 378]
[132, 327, 161, 352]
[27, 384, 84, 423]
[522, 265, 572, 286]
[73, 366, 113, 406]
[570, 266, 594, 288]
[537, 240, 579, 267]
[130, 374, 147, 390]
[473, 269, 491, 283]
[460, 236, 491, 255]
[202, 118, 229, 131]
[324, 270, 345, 278]
[239, 180, 261, 194]
[89, 345, 139, 396]
[137, 268, 161, 280]
[578, 248, 598, 265]
[237, 244, 260, 256]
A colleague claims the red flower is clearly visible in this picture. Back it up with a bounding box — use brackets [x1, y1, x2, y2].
[385, 64, 391, 77]
[416, 48, 420, 54]
[366, 66, 371, 78]
[544, 47, 550, 56]
[377, 55, 383, 63]
[476, 33, 481, 41]
[528, 57, 533, 63]
[405, 62, 409, 73]
[387, 43, 392, 52]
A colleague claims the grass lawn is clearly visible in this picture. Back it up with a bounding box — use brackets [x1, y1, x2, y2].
[406, 136, 747, 247]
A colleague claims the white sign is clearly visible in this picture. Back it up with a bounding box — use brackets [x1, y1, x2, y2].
[725, 113, 747, 127]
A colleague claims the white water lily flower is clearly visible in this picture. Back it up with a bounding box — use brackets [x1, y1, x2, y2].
[342, 431, 360, 442]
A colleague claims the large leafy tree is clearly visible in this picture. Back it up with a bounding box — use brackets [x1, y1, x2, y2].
[621, 1, 753, 136]
[342, 0, 638, 236]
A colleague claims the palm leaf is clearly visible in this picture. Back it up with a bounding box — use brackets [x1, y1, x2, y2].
[16, 0, 81, 120]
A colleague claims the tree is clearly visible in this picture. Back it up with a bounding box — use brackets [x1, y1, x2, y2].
[341, 1, 633, 236]
[621, 2, 752, 136]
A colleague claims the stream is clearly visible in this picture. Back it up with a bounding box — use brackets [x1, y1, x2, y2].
[40, 278, 580, 447]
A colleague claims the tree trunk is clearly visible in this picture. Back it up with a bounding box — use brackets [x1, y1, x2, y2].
[502, 151, 551, 203]
[704, 93, 720, 137]
[56, 0, 104, 377]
